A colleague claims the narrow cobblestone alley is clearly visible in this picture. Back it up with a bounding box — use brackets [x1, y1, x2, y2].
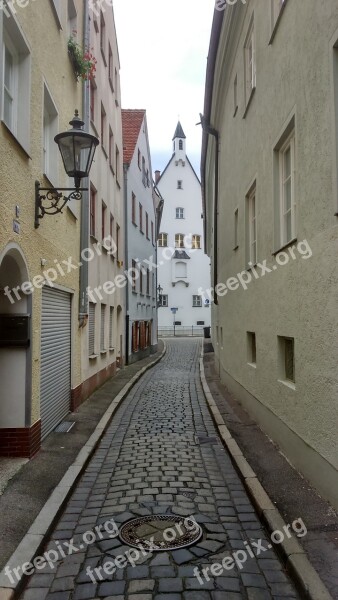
[20, 339, 300, 600]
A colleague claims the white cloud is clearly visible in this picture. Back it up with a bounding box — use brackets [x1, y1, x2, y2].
[113, 0, 215, 173]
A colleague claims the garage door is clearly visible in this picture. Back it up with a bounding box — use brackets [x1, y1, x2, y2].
[40, 287, 71, 439]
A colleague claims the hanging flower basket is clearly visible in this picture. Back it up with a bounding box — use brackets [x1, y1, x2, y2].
[68, 34, 97, 81]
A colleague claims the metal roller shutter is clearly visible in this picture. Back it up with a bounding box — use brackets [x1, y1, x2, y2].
[40, 287, 71, 439]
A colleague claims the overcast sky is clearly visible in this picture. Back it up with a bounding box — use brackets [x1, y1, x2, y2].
[113, 0, 215, 176]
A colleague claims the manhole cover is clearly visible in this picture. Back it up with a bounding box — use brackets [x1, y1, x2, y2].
[119, 515, 203, 551]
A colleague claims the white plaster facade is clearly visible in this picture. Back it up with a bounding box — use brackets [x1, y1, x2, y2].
[80, 4, 125, 392]
[157, 124, 211, 331]
[202, 1, 338, 508]
[122, 110, 159, 363]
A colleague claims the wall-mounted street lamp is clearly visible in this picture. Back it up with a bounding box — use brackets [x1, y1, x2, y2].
[35, 111, 99, 228]
[157, 284, 163, 307]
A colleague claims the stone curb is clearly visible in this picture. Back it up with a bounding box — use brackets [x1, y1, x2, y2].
[199, 351, 333, 600]
[0, 343, 167, 600]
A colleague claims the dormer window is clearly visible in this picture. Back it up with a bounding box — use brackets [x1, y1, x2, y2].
[177, 180, 183, 189]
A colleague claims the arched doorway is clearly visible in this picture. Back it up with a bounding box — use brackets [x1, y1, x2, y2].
[0, 244, 37, 457]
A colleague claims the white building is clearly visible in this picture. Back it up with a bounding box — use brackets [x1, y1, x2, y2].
[156, 123, 211, 332]
[122, 109, 160, 363]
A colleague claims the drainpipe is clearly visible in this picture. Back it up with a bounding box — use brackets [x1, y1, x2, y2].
[123, 163, 129, 364]
[79, 0, 90, 327]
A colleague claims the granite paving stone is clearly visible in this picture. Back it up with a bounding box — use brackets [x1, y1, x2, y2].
[18, 340, 300, 600]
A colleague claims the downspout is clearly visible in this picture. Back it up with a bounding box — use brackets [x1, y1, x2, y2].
[79, 0, 90, 327]
[123, 163, 129, 364]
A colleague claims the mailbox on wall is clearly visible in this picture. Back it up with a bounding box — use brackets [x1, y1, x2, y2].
[0, 315, 30, 348]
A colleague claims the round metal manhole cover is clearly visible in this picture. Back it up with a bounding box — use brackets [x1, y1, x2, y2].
[119, 515, 203, 551]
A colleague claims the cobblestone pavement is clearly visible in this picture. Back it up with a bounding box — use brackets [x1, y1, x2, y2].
[19, 339, 300, 600]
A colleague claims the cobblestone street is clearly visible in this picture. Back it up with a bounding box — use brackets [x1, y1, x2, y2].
[20, 339, 300, 600]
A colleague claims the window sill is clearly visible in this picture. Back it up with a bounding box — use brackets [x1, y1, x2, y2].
[132, 290, 138, 295]
[1, 121, 31, 158]
[109, 78, 114, 94]
[101, 48, 107, 66]
[247, 362, 257, 369]
[243, 87, 256, 119]
[90, 120, 99, 138]
[233, 105, 238, 118]
[90, 234, 98, 243]
[116, 180, 121, 189]
[101, 145, 108, 159]
[43, 173, 58, 190]
[233, 245, 239, 251]
[89, 354, 98, 360]
[278, 378, 295, 390]
[272, 237, 297, 256]
[269, 0, 288, 45]
[109, 165, 115, 177]
[109, 347, 115, 352]
[100, 349, 107, 355]
[132, 222, 138, 227]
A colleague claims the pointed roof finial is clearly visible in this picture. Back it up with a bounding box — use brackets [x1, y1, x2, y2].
[172, 121, 186, 140]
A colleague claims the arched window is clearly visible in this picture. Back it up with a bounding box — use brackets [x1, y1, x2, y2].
[175, 261, 187, 278]
[176, 207, 184, 219]
[192, 234, 201, 249]
[158, 233, 168, 247]
[179, 140, 183, 150]
[175, 233, 185, 248]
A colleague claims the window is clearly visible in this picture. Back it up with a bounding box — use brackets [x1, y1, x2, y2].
[51, 0, 62, 28]
[151, 221, 154, 244]
[116, 224, 120, 261]
[247, 332, 256, 365]
[43, 86, 58, 185]
[67, 0, 77, 36]
[138, 149, 141, 169]
[146, 269, 150, 295]
[192, 235, 201, 249]
[139, 266, 144, 294]
[108, 44, 114, 90]
[107, 128, 114, 172]
[158, 233, 168, 247]
[279, 133, 295, 246]
[2, 21, 31, 151]
[193, 295, 202, 307]
[160, 294, 168, 307]
[247, 186, 257, 265]
[244, 18, 256, 108]
[100, 304, 106, 351]
[101, 202, 106, 240]
[101, 103, 106, 149]
[176, 207, 184, 219]
[179, 140, 183, 150]
[114, 68, 119, 106]
[90, 80, 96, 123]
[175, 261, 187, 278]
[110, 214, 114, 255]
[100, 11, 106, 63]
[88, 302, 96, 356]
[116, 146, 120, 185]
[197, 321, 205, 326]
[90, 186, 96, 237]
[234, 74, 238, 116]
[271, 0, 287, 34]
[109, 307, 114, 348]
[177, 180, 183, 189]
[278, 336, 295, 384]
[234, 209, 239, 249]
[175, 233, 185, 248]
[146, 212, 149, 238]
[132, 193, 136, 225]
[139, 203, 143, 232]
[131, 260, 137, 292]
[174, 321, 182, 326]
[142, 156, 146, 186]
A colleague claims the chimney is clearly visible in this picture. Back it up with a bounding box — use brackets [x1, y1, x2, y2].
[155, 170, 161, 184]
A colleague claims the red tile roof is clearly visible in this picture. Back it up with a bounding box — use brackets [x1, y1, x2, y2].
[122, 109, 146, 165]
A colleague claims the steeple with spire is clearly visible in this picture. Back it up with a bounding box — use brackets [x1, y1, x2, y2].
[172, 120, 186, 155]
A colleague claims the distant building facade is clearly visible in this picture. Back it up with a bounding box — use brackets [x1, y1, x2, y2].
[122, 109, 160, 363]
[156, 123, 211, 332]
[202, 2, 338, 508]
